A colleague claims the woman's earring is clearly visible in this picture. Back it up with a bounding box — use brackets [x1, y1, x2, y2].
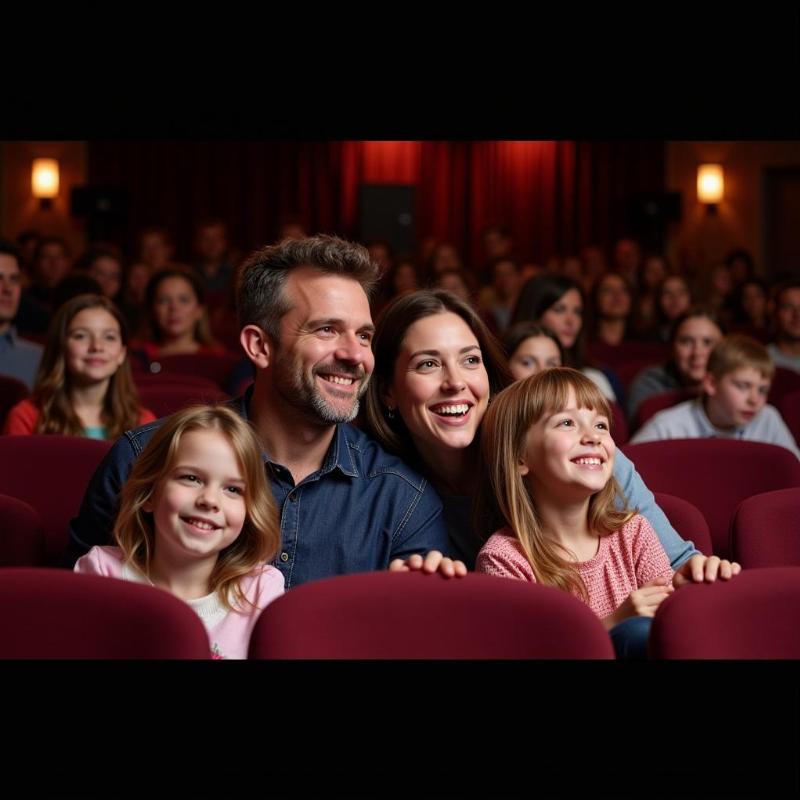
[386, 407, 396, 420]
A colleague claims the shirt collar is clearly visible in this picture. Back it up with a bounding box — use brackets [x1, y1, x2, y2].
[691, 398, 745, 438]
[0, 326, 19, 346]
[234, 384, 359, 479]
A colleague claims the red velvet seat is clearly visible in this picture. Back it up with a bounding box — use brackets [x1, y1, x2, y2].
[768, 366, 800, 407]
[775, 388, 800, 447]
[249, 571, 614, 659]
[0, 494, 45, 566]
[653, 492, 713, 556]
[0, 436, 112, 566]
[609, 401, 629, 445]
[0, 568, 210, 658]
[0, 374, 30, 431]
[649, 567, 800, 659]
[634, 389, 695, 430]
[140, 352, 241, 388]
[730, 487, 800, 568]
[622, 439, 800, 559]
[133, 373, 221, 391]
[137, 384, 229, 418]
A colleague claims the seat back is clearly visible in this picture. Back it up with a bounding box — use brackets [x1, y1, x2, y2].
[775, 388, 800, 448]
[0, 568, 210, 658]
[635, 389, 694, 430]
[649, 567, 800, 658]
[0, 374, 30, 430]
[0, 436, 112, 565]
[730, 487, 800, 568]
[622, 439, 800, 559]
[609, 401, 629, 445]
[141, 352, 241, 388]
[768, 366, 800, 406]
[136, 385, 229, 418]
[653, 492, 713, 556]
[249, 571, 614, 659]
[0, 494, 45, 566]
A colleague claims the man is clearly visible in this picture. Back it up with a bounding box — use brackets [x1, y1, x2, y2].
[768, 281, 800, 373]
[15, 236, 72, 336]
[193, 219, 236, 293]
[0, 240, 43, 390]
[68, 235, 458, 585]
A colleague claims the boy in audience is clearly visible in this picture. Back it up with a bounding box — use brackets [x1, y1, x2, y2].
[631, 334, 800, 458]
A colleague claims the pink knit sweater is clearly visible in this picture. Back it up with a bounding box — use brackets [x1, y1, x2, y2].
[476, 514, 673, 620]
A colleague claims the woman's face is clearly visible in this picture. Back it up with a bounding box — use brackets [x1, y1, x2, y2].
[539, 288, 583, 349]
[384, 312, 490, 459]
[643, 256, 667, 289]
[741, 283, 767, 322]
[152, 276, 203, 341]
[595, 274, 631, 319]
[659, 277, 691, 321]
[509, 335, 562, 381]
[672, 316, 723, 384]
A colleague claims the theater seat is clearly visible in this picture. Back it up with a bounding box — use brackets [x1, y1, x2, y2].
[653, 492, 713, 556]
[0, 568, 210, 658]
[0, 374, 30, 431]
[730, 487, 800, 568]
[140, 352, 241, 389]
[649, 567, 800, 659]
[634, 389, 694, 430]
[775, 388, 800, 447]
[623, 439, 800, 559]
[0, 436, 112, 566]
[249, 571, 614, 659]
[0, 494, 45, 566]
[136, 384, 229, 417]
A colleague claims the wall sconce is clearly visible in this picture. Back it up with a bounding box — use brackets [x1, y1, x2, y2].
[31, 158, 60, 209]
[697, 163, 724, 215]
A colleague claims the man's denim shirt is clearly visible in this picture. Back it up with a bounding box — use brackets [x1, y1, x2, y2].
[67, 390, 448, 588]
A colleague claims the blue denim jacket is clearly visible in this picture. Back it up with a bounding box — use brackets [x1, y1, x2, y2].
[67, 390, 449, 588]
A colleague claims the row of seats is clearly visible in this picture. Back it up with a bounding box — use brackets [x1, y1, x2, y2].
[2, 484, 794, 571]
[1, 436, 797, 568]
[1, 567, 798, 659]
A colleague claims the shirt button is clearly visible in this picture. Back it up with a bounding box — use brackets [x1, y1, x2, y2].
[280, 552, 289, 562]
[289, 493, 298, 502]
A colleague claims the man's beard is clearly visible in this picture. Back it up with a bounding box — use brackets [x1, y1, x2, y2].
[274, 353, 370, 424]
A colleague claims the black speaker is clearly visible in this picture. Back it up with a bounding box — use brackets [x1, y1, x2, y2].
[70, 187, 128, 219]
[358, 184, 415, 254]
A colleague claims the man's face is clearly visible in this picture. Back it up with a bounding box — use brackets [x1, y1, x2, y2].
[0, 254, 22, 329]
[195, 224, 228, 262]
[35, 242, 70, 289]
[776, 288, 800, 341]
[271, 267, 375, 424]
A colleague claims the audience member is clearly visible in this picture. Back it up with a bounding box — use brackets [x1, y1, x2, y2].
[74, 404, 284, 659]
[4, 294, 155, 438]
[193, 220, 236, 293]
[767, 281, 800, 373]
[0, 240, 43, 390]
[15, 236, 72, 336]
[476, 367, 740, 659]
[503, 322, 564, 381]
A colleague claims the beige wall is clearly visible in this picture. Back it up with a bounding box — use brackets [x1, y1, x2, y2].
[666, 141, 800, 279]
[0, 141, 88, 257]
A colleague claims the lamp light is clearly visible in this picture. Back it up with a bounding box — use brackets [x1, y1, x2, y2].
[697, 164, 724, 214]
[32, 158, 59, 209]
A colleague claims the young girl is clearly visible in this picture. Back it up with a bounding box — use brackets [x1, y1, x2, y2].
[3, 294, 156, 438]
[476, 366, 675, 658]
[75, 404, 284, 659]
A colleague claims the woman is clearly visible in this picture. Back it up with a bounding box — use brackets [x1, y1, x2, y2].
[502, 322, 564, 381]
[364, 289, 729, 581]
[589, 271, 635, 347]
[133, 266, 226, 362]
[626, 307, 725, 424]
[654, 274, 693, 342]
[510, 274, 619, 400]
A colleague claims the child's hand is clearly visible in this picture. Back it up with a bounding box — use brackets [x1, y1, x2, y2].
[389, 551, 468, 579]
[607, 576, 673, 627]
[672, 554, 742, 589]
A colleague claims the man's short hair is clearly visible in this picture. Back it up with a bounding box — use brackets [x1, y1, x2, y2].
[236, 234, 379, 341]
[0, 239, 21, 263]
[707, 334, 775, 384]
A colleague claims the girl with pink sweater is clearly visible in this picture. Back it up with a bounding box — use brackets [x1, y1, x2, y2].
[476, 367, 739, 658]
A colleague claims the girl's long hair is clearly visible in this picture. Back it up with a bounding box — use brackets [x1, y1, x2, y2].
[33, 293, 142, 438]
[478, 367, 635, 601]
[114, 405, 280, 612]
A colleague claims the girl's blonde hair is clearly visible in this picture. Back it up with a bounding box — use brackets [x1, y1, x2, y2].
[114, 404, 280, 611]
[479, 367, 634, 601]
[33, 293, 142, 438]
